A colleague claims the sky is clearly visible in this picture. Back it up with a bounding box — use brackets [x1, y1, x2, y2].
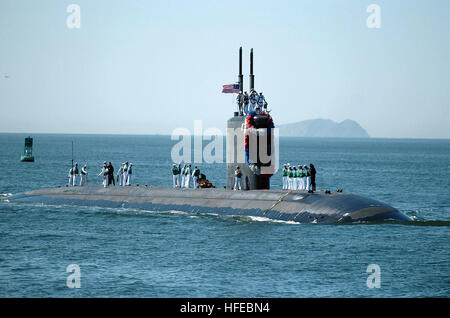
[0, 0, 449, 138]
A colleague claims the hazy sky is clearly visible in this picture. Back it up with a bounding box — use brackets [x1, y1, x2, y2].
[0, 0, 449, 138]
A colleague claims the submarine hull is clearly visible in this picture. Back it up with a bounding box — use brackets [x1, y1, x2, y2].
[9, 186, 411, 223]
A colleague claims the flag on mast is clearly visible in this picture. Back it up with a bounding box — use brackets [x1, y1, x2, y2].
[222, 84, 240, 94]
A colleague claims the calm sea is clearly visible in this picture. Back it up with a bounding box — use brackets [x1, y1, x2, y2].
[0, 133, 449, 297]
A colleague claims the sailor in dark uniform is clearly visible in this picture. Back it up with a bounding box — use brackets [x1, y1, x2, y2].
[310, 163, 317, 192]
[243, 91, 249, 114]
[236, 91, 244, 115]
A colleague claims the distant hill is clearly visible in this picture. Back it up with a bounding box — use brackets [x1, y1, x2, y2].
[278, 119, 370, 138]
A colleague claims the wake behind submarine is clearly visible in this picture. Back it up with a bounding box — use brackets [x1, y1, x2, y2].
[10, 48, 411, 224]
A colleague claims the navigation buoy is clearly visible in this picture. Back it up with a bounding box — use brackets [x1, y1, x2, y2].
[20, 136, 34, 162]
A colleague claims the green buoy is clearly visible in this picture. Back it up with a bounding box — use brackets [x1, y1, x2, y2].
[20, 136, 34, 162]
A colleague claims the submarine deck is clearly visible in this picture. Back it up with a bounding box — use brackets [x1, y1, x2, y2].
[9, 186, 411, 223]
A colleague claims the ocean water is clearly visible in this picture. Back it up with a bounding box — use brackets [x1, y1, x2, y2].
[0, 133, 449, 297]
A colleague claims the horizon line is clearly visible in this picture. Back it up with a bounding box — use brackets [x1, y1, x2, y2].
[1, 131, 449, 140]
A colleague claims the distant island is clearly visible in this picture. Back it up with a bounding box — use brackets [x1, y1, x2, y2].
[278, 119, 370, 138]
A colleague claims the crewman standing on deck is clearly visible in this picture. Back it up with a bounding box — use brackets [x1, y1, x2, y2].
[172, 164, 180, 188]
[282, 164, 288, 190]
[236, 91, 244, 115]
[234, 166, 242, 190]
[72, 163, 79, 186]
[180, 164, 186, 188]
[243, 91, 249, 114]
[98, 162, 108, 188]
[126, 163, 133, 186]
[68, 166, 74, 186]
[292, 166, 298, 190]
[192, 166, 200, 189]
[80, 165, 88, 186]
[257, 92, 266, 111]
[249, 89, 258, 112]
[288, 166, 294, 190]
[304, 165, 311, 192]
[297, 165, 304, 190]
[184, 164, 191, 188]
[310, 163, 317, 192]
[122, 162, 129, 186]
[107, 162, 115, 186]
[117, 163, 124, 186]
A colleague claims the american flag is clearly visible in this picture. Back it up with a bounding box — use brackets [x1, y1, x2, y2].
[222, 83, 240, 94]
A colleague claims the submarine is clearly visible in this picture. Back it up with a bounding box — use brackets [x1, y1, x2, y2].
[9, 48, 411, 224]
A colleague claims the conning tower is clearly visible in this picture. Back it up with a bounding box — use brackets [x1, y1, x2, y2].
[226, 48, 275, 190]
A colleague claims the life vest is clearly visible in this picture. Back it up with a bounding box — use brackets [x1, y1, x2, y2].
[103, 168, 109, 176]
[235, 170, 242, 178]
[69, 168, 74, 176]
[289, 170, 293, 177]
[172, 167, 179, 175]
[123, 165, 128, 172]
[81, 168, 87, 175]
[293, 170, 298, 178]
[128, 167, 133, 174]
[185, 168, 190, 175]
[74, 167, 79, 175]
[282, 168, 288, 176]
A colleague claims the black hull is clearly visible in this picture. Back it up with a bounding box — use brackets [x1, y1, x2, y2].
[9, 186, 411, 224]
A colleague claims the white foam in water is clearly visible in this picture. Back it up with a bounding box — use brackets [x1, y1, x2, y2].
[166, 210, 189, 215]
[199, 212, 220, 217]
[247, 216, 301, 225]
[0, 193, 12, 197]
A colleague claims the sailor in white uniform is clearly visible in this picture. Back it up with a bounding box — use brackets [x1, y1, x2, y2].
[287, 167, 293, 190]
[257, 92, 266, 111]
[98, 162, 108, 187]
[184, 164, 191, 188]
[180, 164, 186, 188]
[249, 89, 258, 112]
[122, 162, 129, 186]
[80, 165, 88, 186]
[72, 163, 79, 186]
[117, 163, 124, 186]
[68, 167, 74, 186]
[282, 164, 288, 190]
[192, 166, 200, 189]
[297, 165, 303, 190]
[126, 163, 133, 186]
[304, 165, 311, 191]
